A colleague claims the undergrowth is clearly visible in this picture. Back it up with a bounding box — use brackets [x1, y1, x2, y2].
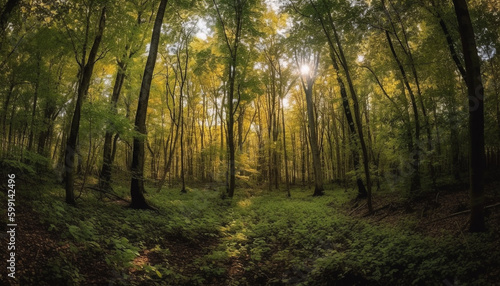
[25, 179, 500, 285]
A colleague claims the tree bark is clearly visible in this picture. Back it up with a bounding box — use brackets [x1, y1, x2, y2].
[28, 56, 41, 152]
[99, 60, 126, 192]
[299, 54, 324, 196]
[64, 6, 106, 205]
[281, 97, 290, 197]
[213, 0, 244, 198]
[452, 0, 486, 232]
[312, 1, 368, 200]
[130, 0, 168, 209]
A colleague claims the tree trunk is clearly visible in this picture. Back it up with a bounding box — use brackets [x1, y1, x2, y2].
[64, 6, 106, 205]
[300, 55, 324, 196]
[281, 97, 290, 197]
[130, 0, 168, 209]
[385, 30, 421, 194]
[332, 55, 367, 198]
[28, 57, 40, 152]
[452, 0, 486, 232]
[99, 60, 127, 192]
[311, 2, 368, 199]
[213, 0, 243, 198]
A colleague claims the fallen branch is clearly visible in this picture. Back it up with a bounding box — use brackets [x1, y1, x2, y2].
[375, 213, 390, 222]
[430, 202, 500, 223]
[372, 203, 392, 214]
[87, 186, 130, 203]
[349, 202, 366, 216]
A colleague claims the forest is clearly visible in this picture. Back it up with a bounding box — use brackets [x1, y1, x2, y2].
[0, 0, 499, 285]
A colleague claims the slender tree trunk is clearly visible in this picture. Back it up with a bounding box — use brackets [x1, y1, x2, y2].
[452, 0, 486, 232]
[99, 60, 127, 191]
[385, 31, 421, 194]
[312, 2, 368, 199]
[130, 0, 168, 209]
[180, 100, 186, 192]
[332, 57, 367, 197]
[200, 93, 206, 180]
[238, 105, 244, 152]
[213, 0, 243, 198]
[281, 97, 290, 197]
[64, 6, 106, 205]
[28, 57, 41, 152]
[1, 81, 14, 153]
[300, 55, 324, 196]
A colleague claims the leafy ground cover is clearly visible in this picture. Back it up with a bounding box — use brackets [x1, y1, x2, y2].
[1, 174, 499, 285]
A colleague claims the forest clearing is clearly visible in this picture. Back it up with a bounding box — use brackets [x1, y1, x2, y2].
[1, 0, 499, 285]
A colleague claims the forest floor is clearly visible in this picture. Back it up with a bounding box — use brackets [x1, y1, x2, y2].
[1, 171, 500, 285]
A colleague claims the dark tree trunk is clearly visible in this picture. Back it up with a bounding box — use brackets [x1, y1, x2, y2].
[99, 61, 126, 192]
[238, 105, 244, 152]
[213, 0, 243, 198]
[28, 57, 41, 152]
[2, 82, 14, 152]
[330, 14, 372, 211]
[0, 0, 19, 33]
[311, 2, 368, 199]
[130, 0, 168, 209]
[332, 56, 367, 198]
[64, 7, 106, 205]
[434, 6, 467, 79]
[452, 0, 486, 232]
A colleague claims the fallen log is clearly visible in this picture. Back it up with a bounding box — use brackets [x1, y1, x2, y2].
[430, 202, 500, 223]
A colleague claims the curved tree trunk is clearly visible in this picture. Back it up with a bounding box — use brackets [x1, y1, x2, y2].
[130, 0, 168, 209]
[64, 6, 106, 205]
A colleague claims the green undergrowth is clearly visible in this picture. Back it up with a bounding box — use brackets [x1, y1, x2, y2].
[31, 183, 228, 285]
[206, 190, 498, 285]
[28, 181, 499, 285]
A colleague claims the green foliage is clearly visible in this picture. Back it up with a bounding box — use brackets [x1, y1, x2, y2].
[42, 252, 84, 286]
[195, 250, 229, 279]
[29, 182, 499, 285]
[206, 189, 499, 285]
[0, 158, 36, 177]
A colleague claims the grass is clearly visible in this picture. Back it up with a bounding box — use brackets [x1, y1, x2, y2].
[18, 179, 500, 285]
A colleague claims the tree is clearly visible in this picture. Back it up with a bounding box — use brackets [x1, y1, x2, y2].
[129, 0, 168, 209]
[305, 0, 372, 208]
[64, 4, 106, 205]
[99, 1, 148, 192]
[452, 0, 486, 232]
[295, 50, 324, 196]
[211, 0, 261, 198]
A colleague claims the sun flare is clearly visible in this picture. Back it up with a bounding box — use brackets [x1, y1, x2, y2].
[300, 64, 310, 75]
